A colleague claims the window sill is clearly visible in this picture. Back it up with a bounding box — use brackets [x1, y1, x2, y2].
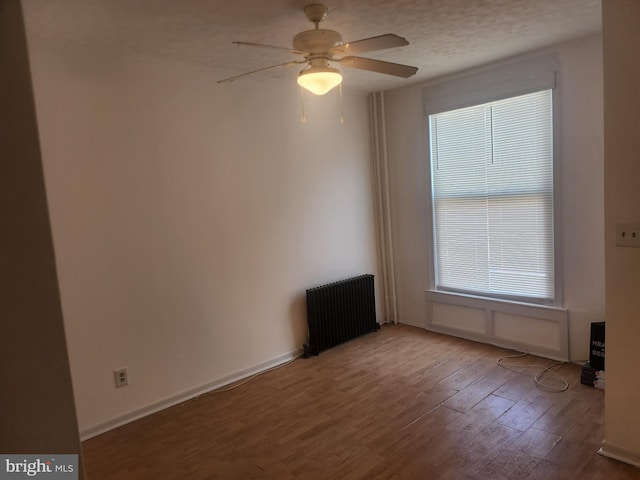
[427, 289, 565, 314]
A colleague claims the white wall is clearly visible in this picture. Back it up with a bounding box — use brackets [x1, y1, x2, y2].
[602, 0, 640, 466]
[558, 35, 606, 361]
[384, 34, 604, 362]
[27, 41, 380, 437]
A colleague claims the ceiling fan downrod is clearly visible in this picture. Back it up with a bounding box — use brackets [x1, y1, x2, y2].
[304, 3, 329, 29]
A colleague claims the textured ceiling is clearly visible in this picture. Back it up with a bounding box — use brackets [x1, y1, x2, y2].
[22, 0, 602, 94]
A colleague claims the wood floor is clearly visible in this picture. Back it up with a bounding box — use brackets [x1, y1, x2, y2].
[82, 324, 638, 479]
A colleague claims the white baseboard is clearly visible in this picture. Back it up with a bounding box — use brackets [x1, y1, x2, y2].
[599, 440, 640, 468]
[396, 319, 425, 329]
[80, 347, 303, 441]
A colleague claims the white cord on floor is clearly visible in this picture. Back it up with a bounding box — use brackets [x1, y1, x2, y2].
[497, 352, 569, 392]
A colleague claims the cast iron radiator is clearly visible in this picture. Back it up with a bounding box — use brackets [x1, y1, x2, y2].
[304, 274, 378, 356]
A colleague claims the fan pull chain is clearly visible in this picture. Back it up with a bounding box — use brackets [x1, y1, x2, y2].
[299, 86, 307, 123]
[339, 83, 345, 124]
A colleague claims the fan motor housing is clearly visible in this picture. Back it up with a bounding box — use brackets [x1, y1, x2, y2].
[293, 29, 343, 55]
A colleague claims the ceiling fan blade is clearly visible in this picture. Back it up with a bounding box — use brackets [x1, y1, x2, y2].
[232, 41, 304, 55]
[340, 56, 418, 78]
[217, 61, 304, 84]
[334, 34, 409, 56]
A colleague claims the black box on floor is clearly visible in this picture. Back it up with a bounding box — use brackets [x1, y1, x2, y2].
[581, 362, 605, 389]
[590, 322, 605, 371]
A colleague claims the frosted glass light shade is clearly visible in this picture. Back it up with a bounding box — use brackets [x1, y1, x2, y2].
[297, 67, 342, 95]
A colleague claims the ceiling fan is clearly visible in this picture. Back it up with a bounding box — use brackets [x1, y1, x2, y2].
[217, 2, 418, 95]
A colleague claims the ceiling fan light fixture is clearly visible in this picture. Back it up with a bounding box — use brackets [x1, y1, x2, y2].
[297, 66, 342, 95]
[217, 3, 418, 95]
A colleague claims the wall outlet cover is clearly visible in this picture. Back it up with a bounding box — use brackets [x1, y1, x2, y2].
[615, 223, 640, 247]
[114, 368, 128, 388]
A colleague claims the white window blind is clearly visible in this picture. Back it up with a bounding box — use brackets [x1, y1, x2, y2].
[430, 89, 554, 302]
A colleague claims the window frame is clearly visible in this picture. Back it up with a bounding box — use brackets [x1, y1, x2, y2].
[423, 55, 563, 307]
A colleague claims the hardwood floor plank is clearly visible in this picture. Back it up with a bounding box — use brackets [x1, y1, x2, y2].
[476, 452, 541, 479]
[441, 366, 514, 413]
[496, 396, 554, 432]
[81, 324, 636, 479]
[503, 426, 562, 459]
[575, 453, 640, 480]
[527, 442, 596, 480]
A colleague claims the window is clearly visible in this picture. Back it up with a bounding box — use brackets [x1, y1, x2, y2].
[429, 89, 554, 303]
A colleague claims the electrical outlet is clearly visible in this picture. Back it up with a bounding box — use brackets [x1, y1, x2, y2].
[615, 223, 640, 247]
[114, 368, 128, 388]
